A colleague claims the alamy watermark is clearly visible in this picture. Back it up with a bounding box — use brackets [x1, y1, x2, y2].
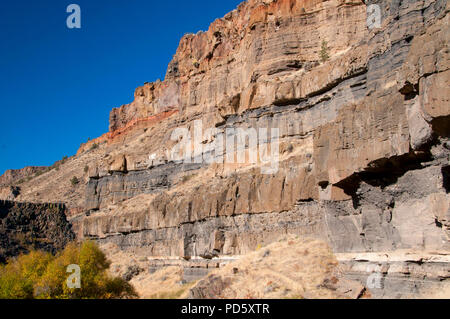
[366, 264, 384, 289]
[66, 4, 81, 29]
[65, 3, 380, 30]
[162, 120, 280, 174]
[66, 264, 81, 289]
[365, 1, 381, 29]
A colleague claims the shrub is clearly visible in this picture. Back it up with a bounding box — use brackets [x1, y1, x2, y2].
[320, 40, 329, 62]
[70, 176, 79, 186]
[0, 250, 53, 299]
[90, 143, 98, 150]
[84, 165, 89, 173]
[181, 174, 197, 183]
[192, 59, 200, 68]
[0, 241, 137, 299]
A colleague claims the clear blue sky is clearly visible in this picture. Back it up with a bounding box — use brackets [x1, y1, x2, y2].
[0, 0, 243, 175]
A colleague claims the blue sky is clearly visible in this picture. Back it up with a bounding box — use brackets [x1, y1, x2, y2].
[0, 0, 243, 175]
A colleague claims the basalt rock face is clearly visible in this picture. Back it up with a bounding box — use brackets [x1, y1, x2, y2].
[0, 186, 20, 201]
[84, 162, 203, 212]
[79, 0, 449, 250]
[109, 0, 369, 133]
[0, 200, 75, 263]
[9, 0, 450, 297]
[0, 166, 47, 187]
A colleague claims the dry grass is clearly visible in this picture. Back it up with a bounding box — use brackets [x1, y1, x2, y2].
[130, 266, 195, 299]
[101, 237, 365, 299]
[190, 236, 352, 299]
[101, 243, 196, 299]
[422, 284, 450, 299]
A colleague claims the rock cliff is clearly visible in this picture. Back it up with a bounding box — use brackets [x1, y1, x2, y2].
[0, 166, 47, 187]
[0, 200, 75, 263]
[2, 0, 449, 297]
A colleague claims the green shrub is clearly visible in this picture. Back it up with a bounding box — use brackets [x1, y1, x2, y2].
[192, 59, 200, 68]
[70, 176, 79, 186]
[0, 241, 137, 299]
[181, 174, 197, 183]
[84, 165, 89, 173]
[320, 40, 329, 62]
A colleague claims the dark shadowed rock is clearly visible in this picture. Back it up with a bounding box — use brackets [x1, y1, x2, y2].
[0, 200, 75, 263]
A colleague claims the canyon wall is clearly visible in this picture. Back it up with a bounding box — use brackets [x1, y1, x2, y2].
[3, 0, 449, 297]
[0, 166, 47, 187]
[78, 0, 449, 256]
[0, 200, 75, 263]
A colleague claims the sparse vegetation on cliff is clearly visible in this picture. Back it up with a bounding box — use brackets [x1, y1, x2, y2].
[188, 237, 365, 299]
[70, 176, 79, 186]
[0, 0, 448, 301]
[0, 241, 137, 299]
[181, 173, 197, 183]
[320, 40, 329, 62]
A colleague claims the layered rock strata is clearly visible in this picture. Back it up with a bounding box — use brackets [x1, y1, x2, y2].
[0, 166, 47, 186]
[3, 0, 449, 297]
[78, 0, 449, 255]
[0, 200, 75, 263]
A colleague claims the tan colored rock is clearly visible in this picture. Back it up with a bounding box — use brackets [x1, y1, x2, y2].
[313, 96, 411, 186]
[108, 0, 368, 132]
[0, 186, 20, 201]
[420, 70, 450, 120]
[108, 155, 127, 173]
[0, 166, 47, 186]
[392, 194, 449, 250]
[9, 0, 450, 299]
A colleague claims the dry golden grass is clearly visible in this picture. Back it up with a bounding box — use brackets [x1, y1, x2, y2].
[190, 236, 352, 299]
[101, 243, 196, 299]
[101, 237, 366, 299]
[423, 284, 450, 299]
[130, 266, 195, 299]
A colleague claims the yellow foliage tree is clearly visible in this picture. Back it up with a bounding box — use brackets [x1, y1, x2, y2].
[0, 241, 137, 299]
